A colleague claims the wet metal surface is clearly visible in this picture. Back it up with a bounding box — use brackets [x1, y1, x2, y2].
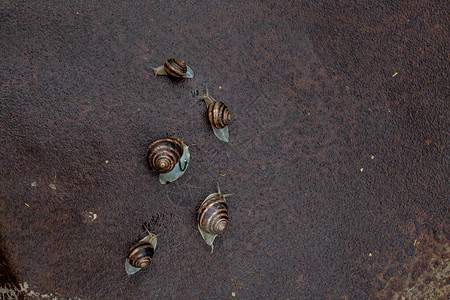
[0, 1, 448, 299]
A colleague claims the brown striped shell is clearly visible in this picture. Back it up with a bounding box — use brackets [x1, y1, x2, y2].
[163, 58, 187, 78]
[127, 241, 155, 269]
[146, 138, 183, 174]
[207, 101, 231, 129]
[198, 194, 229, 235]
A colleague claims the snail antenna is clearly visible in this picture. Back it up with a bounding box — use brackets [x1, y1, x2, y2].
[217, 182, 233, 198]
[143, 224, 151, 235]
[216, 182, 221, 194]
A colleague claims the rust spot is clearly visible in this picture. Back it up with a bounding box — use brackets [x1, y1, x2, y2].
[371, 225, 450, 299]
[390, 279, 403, 292]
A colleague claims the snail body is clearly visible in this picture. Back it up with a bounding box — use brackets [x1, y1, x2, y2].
[146, 137, 190, 184]
[152, 58, 194, 79]
[125, 231, 157, 275]
[197, 89, 231, 142]
[197, 184, 233, 252]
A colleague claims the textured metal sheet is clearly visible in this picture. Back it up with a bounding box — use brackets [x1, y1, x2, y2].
[0, 1, 448, 299]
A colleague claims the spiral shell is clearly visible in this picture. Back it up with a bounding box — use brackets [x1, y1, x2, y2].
[146, 137, 191, 184]
[164, 58, 187, 78]
[198, 194, 229, 235]
[197, 185, 232, 252]
[127, 241, 154, 269]
[152, 58, 194, 79]
[147, 138, 183, 174]
[207, 101, 231, 129]
[197, 90, 231, 142]
[125, 232, 157, 275]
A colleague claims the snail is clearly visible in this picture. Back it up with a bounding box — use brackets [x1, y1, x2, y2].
[197, 184, 233, 253]
[146, 137, 190, 184]
[125, 229, 157, 275]
[152, 58, 194, 79]
[197, 89, 231, 142]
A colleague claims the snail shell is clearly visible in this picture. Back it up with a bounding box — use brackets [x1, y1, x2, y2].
[146, 137, 190, 184]
[147, 138, 183, 173]
[208, 101, 231, 129]
[125, 232, 157, 275]
[197, 90, 231, 142]
[197, 184, 232, 252]
[152, 58, 194, 79]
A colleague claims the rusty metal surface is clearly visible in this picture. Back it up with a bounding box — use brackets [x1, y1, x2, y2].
[0, 1, 448, 299]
